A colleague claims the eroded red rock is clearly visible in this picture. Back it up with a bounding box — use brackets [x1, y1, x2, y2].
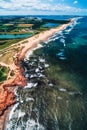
[0, 55, 27, 118]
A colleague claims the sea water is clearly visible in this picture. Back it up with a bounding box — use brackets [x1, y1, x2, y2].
[5, 16, 87, 130]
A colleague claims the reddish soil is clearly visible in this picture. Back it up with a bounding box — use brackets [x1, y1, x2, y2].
[0, 52, 27, 130]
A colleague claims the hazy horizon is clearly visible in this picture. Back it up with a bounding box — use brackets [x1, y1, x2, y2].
[0, 0, 87, 15]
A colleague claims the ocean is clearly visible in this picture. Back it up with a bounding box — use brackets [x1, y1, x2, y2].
[5, 16, 87, 130]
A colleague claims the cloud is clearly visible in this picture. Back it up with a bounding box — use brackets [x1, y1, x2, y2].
[73, 1, 78, 4]
[0, 0, 87, 14]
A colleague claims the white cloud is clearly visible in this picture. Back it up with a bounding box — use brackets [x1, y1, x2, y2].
[73, 1, 78, 4]
[0, 0, 87, 14]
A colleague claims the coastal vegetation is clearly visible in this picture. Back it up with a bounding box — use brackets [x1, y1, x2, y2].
[0, 39, 21, 50]
[0, 17, 71, 84]
[0, 66, 8, 82]
[0, 16, 70, 52]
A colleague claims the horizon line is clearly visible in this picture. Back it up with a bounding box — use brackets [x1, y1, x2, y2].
[0, 14, 87, 16]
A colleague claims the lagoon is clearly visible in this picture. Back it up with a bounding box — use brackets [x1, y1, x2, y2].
[0, 33, 32, 39]
[42, 23, 59, 28]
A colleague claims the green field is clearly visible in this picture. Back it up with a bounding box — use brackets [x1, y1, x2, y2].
[0, 16, 70, 83]
[0, 66, 8, 82]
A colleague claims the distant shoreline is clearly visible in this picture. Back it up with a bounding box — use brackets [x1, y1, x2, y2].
[18, 19, 74, 60]
[0, 18, 74, 130]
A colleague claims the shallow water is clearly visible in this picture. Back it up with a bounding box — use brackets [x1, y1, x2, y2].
[0, 33, 32, 39]
[5, 16, 87, 130]
[42, 23, 60, 28]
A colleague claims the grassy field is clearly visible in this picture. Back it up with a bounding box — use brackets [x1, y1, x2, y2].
[0, 39, 22, 50]
[0, 66, 8, 82]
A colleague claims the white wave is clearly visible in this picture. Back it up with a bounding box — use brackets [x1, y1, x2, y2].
[16, 127, 22, 130]
[65, 25, 74, 34]
[69, 91, 82, 96]
[65, 20, 76, 34]
[49, 83, 53, 86]
[4, 123, 11, 130]
[44, 37, 59, 44]
[25, 44, 43, 60]
[35, 68, 40, 73]
[24, 83, 34, 89]
[20, 100, 23, 103]
[26, 97, 34, 102]
[25, 50, 33, 60]
[39, 58, 45, 63]
[69, 121, 72, 130]
[44, 31, 64, 44]
[60, 38, 65, 43]
[25, 119, 45, 130]
[59, 88, 67, 92]
[9, 103, 19, 120]
[25, 73, 29, 78]
[59, 57, 67, 60]
[57, 52, 64, 57]
[44, 64, 49, 68]
[64, 43, 66, 47]
[65, 28, 72, 34]
[64, 17, 82, 34]
[45, 17, 82, 45]
[33, 83, 38, 87]
[24, 82, 38, 89]
[14, 87, 18, 97]
[18, 110, 25, 119]
[38, 73, 45, 78]
[30, 74, 37, 78]
[75, 16, 83, 21]
[56, 49, 67, 60]
[58, 96, 63, 100]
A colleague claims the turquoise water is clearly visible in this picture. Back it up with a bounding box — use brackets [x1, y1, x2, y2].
[0, 33, 32, 39]
[42, 23, 59, 28]
[5, 16, 87, 130]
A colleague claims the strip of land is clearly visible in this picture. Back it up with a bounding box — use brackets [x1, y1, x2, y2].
[0, 19, 74, 130]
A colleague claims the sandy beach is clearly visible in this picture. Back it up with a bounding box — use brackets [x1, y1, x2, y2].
[17, 23, 71, 60]
[0, 19, 74, 130]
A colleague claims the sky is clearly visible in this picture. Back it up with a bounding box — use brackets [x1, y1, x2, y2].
[0, 0, 87, 15]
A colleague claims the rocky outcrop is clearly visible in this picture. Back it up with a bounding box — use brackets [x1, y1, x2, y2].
[0, 90, 16, 116]
[0, 52, 27, 129]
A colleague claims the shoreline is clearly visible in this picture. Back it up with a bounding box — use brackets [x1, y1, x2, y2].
[17, 23, 71, 60]
[0, 19, 74, 130]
